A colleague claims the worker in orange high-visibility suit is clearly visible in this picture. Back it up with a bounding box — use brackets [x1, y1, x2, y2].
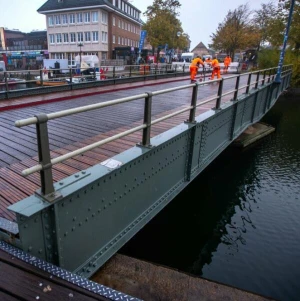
[223, 55, 231, 74]
[190, 56, 204, 82]
[210, 57, 221, 80]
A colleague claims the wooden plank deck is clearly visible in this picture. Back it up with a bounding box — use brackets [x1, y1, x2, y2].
[0, 75, 247, 222]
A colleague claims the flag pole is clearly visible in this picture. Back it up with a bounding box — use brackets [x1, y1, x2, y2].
[274, 0, 295, 83]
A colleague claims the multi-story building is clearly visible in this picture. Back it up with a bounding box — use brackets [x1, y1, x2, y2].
[0, 27, 48, 69]
[37, 0, 143, 65]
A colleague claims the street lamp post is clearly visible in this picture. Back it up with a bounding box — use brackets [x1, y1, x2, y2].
[77, 42, 84, 73]
[170, 31, 181, 62]
[274, 0, 295, 83]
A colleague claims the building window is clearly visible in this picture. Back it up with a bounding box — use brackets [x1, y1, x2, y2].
[118, 36, 120, 45]
[55, 15, 61, 25]
[77, 13, 83, 23]
[102, 12, 108, 24]
[113, 0, 116, 6]
[85, 32, 91, 42]
[55, 53, 64, 59]
[118, 19, 121, 28]
[77, 32, 83, 42]
[102, 52, 107, 60]
[92, 12, 98, 22]
[112, 17, 115, 26]
[48, 16, 54, 26]
[69, 14, 75, 24]
[62, 14, 68, 24]
[92, 31, 98, 42]
[101, 31, 107, 43]
[112, 35, 115, 44]
[56, 33, 62, 43]
[63, 33, 69, 43]
[70, 32, 76, 43]
[49, 34, 55, 44]
[84, 12, 90, 23]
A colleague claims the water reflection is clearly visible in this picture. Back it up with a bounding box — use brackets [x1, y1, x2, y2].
[120, 93, 300, 301]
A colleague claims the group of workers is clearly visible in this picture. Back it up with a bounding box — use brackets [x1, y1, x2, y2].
[189, 55, 231, 83]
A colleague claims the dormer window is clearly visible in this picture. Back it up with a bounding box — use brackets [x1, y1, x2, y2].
[58, 0, 63, 3]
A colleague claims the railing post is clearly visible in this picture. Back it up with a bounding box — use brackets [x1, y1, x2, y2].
[187, 83, 198, 123]
[35, 113, 55, 197]
[233, 75, 240, 101]
[113, 66, 115, 79]
[141, 92, 152, 147]
[215, 78, 224, 109]
[39, 69, 44, 86]
[69, 68, 73, 90]
[69, 68, 73, 83]
[129, 65, 132, 77]
[246, 73, 252, 94]
[255, 71, 260, 89]
[4, 72, 9, 93]
[268, 69, 272, 83]
[262, 70, 266, 85]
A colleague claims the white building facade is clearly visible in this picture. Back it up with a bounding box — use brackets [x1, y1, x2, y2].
[37, 0, 143, 65]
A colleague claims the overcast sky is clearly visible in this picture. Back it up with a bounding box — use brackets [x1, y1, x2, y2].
[1, 0, 276, 50]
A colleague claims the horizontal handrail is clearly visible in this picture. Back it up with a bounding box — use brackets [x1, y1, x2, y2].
[15, 93, 148, 127]
[15, 80, 220, 127]
[22, 123, 147, 176]
[13, 64, 292, 198]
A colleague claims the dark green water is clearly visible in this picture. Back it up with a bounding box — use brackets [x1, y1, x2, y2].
[120, 93, 300, 301]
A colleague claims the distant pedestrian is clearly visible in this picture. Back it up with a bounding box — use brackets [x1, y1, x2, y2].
[189, 56, 204, 83]
[224, 55, 231, 74]
[210, 56, 221, 80]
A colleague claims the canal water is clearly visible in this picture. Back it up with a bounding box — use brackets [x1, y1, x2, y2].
[120, 92, 300, 301]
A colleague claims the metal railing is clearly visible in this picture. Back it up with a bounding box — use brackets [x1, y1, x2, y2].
[0, 62, 243, 97]
[14, 65, 292, 200]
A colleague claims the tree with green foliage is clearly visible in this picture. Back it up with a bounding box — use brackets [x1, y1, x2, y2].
[142, 0, 188, 61]
[209, 4, 260, 59]
[252, 1, 277, 51]
[259, 0, 300, 87]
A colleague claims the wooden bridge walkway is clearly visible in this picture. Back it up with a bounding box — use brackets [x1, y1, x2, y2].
[0, 75, 247, 221]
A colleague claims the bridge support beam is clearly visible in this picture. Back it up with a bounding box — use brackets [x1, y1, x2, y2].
[8, 76, 290, 278]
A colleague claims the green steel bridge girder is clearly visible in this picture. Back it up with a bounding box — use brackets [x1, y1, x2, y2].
[7, 73, 291, 278]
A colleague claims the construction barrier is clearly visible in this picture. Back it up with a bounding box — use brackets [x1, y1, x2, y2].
[139, 64, 150, 75]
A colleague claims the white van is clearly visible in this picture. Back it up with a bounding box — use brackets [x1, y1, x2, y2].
[180, 52, 196, 63]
